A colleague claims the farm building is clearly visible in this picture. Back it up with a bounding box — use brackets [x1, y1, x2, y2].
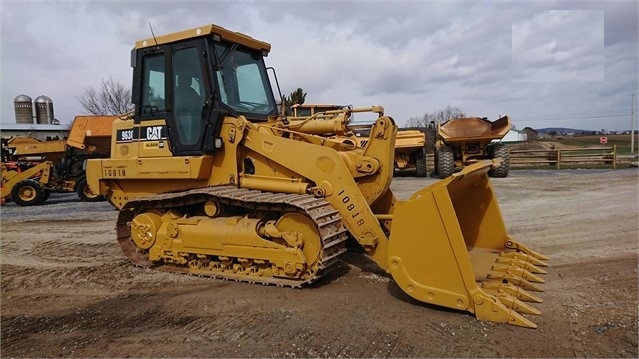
[495, 126, 527, 143]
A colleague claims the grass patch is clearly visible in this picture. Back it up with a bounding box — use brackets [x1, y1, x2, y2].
[544, 134, 639, 155]
[511, 163, 635, 170]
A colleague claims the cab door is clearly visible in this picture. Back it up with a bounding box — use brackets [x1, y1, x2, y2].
[133, 40, 212, 157]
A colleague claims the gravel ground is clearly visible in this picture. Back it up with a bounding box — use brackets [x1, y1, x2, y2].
[1, 168, 637, 358]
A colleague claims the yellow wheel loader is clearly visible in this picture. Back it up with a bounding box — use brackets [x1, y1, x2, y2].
[86, 23, 548, 328]
[1, 115, 117, 205]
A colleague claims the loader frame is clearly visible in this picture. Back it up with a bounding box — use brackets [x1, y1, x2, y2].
[85, 22, 548, 329]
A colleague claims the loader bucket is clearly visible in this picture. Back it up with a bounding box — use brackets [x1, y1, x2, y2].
[387, 160, 548, 328]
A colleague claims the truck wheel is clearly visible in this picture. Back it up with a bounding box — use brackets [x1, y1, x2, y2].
[11, 179, 45, 206]
[415, 157, 427, 177]
[40, 189, 51, 203]
[76, 179, 104, 202]
[488, 143, 510, 178]
[437, 146, 454, 179]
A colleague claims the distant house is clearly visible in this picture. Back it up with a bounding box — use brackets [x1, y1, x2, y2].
[523, 127, 539, 141]
[497, 126, 527, 143]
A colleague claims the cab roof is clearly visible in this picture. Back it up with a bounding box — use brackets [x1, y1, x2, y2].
[135, 23, 271, 54]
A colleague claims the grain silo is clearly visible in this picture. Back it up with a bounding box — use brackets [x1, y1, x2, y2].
[34, 95, 54, 124]
[14, 94, 34, 124]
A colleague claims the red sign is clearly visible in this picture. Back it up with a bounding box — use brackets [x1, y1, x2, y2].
[600, 136, 608, 144]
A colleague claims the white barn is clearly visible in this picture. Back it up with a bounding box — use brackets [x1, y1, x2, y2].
[495, 127, 527, 143]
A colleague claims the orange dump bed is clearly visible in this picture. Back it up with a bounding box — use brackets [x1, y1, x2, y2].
[438, 116, 511, 143]
[395, 130, 425, 149]
[66, 115, 118, 151]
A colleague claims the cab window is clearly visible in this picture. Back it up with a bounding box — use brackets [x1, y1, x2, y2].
[141, 54, 165, 112]
[172, 47, 204, 146]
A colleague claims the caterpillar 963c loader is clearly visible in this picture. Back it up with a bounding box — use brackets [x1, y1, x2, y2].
[86, 23, 548, 328]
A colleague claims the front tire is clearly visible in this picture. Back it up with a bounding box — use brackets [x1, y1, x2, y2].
[415, 154, 427, 177]
[488, 143, 510, 178]
[436, 146, 454, 179]
[11, 179, 45, 206]
[76, 178, 104, 202]
[41, 189, 51, 203]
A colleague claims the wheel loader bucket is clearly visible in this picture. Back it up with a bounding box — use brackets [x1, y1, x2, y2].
[387, 160, 548, 328]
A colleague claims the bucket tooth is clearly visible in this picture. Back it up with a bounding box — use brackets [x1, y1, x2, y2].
[486, 272, 545, 292]
[500, 252, 548, 267]
[495, 257, 547, 274]
[507, 311, 538, 329]
[495, 294, 541, 315]
[504, 239, 549, 261]
[490, 264, 546, 283]
[471, 292, 538, 328]
[481, 282, 543, 303]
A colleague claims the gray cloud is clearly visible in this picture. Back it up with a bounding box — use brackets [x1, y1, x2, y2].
[512, 9, 604, 82]
[1, 0, 637, 131]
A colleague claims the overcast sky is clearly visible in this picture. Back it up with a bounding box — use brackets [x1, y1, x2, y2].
[1, 0, 637, 131]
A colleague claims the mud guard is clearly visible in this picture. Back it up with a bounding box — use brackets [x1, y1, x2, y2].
[388, 160, 548, 328]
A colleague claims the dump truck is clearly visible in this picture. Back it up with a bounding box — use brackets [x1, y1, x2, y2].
[291, 105, 428, 177]
[1, 115, 117, 205]
[394, 129, 427, 177]
[86, 23, 548, 328]
[433, 116, 511, 178]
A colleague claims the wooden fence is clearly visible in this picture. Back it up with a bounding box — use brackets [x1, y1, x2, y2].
[421, 145, 625, 171]
[509, 145, 618, 169]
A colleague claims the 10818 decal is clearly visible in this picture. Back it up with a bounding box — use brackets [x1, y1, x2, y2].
[104, 168, 126, 177]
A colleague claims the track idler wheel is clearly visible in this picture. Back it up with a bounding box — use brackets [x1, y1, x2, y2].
[252, 212, 326, 279]
[276, 213, 320, 253]
[131, 211, 163, 249]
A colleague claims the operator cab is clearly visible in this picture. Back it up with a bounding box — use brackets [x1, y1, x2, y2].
[131, 24, 278, 155]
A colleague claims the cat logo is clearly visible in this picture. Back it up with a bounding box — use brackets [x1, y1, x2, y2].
[146, 126, 164, 140]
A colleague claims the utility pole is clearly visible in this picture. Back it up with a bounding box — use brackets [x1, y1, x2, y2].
[632, 93, 635, 155]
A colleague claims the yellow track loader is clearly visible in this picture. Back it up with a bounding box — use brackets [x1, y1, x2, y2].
[86, 23, 548, 328]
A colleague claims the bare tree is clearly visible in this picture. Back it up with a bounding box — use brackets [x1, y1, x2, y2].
[405, 106, 466, 128]
[77, 77, 134, 115]
[405, 116, 424, 128]
[435, 105, 466, 123]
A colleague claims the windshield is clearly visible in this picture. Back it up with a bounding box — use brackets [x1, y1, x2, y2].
[212, 42, 277, 119]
